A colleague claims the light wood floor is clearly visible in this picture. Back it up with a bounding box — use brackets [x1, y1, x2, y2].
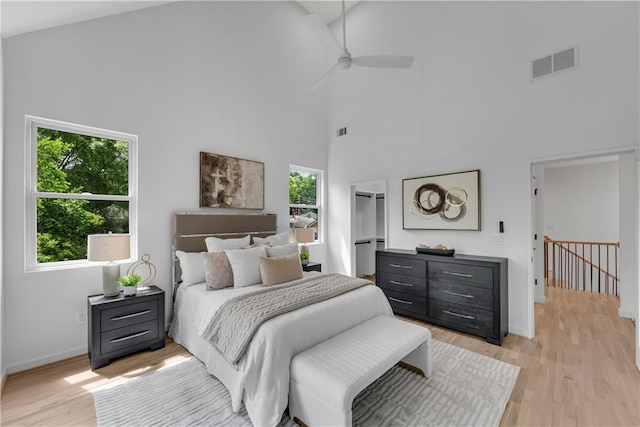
[1, 286, 639, 426]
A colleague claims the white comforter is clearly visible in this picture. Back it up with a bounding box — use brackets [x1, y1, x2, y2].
[183, 275, 393, 427]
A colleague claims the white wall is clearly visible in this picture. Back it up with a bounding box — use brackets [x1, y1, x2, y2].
[618, 153, 638, 320]
[543, 161, 619, 242]
[1, 33, 6, 386]
[326, 1, 639, 338]
[2, 1, 328, 372]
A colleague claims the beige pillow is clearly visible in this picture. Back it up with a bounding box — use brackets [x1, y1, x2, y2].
[259, 252, 303, 286]
[201, 252, 234, 290]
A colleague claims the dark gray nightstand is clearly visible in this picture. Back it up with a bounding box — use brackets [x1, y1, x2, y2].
[88, 285, 165, 370]
[302, 262, 321, 273]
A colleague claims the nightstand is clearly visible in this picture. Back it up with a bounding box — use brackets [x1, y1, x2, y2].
[88, 285, 165, 370]
[302, 262, 322, 273]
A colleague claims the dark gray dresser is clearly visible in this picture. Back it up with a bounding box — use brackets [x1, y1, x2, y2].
[88, 286, 165, 370]
[376, 249, 508, 345]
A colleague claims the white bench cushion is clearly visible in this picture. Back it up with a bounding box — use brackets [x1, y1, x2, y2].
[289, 315, 432, 426]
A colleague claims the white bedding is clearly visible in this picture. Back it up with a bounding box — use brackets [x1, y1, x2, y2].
[169, 273, 393, 427]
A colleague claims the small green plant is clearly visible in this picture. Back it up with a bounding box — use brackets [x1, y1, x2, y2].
[118, 274, 143, 287]
[300, 252, 309, 261]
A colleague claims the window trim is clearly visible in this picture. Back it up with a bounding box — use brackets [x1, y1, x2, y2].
[24, 115, 138, 272]
[289, 164, 324, 244]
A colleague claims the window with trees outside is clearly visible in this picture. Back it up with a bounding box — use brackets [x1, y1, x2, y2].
[25, 116, 137, 271]
[289, 165, 322, 243]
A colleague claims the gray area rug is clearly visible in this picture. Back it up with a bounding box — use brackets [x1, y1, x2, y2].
[94, 340, 519, 427]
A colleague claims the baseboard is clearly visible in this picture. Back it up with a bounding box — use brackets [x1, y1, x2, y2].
[1, 368, 7, 395]
[618, 308, 636, 321]
[637, 345, 640, 372]
[508, 326, 532, 339]
[534, 296, 546, 304]
[6, 346, 86, 375]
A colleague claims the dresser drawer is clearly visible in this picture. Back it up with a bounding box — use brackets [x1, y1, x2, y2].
[429, 261, 493, 289]
[377, 272, 427, 297]
[380, 288, 426, 316]
[429, 280, 493, 310]
[378, 255, 427, 279]
[100, 300, 158, 332]
[100, 320, 161, 355]
[429, 299, 493, 335]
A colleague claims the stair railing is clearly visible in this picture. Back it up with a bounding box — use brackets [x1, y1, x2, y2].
[543, 236, 619, 295]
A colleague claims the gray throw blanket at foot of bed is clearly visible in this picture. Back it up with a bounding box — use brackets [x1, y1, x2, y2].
[201, 273, 372, 364]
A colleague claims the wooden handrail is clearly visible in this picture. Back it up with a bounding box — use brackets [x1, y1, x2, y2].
[544, 236, 620, 247]
[544, 236, 619, 295]
[557, 243, 619, 281]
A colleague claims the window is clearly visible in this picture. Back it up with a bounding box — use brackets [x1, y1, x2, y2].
[25, 116, 137, 271]
[289, 165, 322, 243]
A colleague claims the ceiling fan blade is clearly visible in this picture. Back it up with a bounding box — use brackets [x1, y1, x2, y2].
[351, 55, 415, 69]
[306, 14, 345, 59]
[310, 61, 343, 90]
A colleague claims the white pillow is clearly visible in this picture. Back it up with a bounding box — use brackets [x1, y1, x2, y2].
[266, 242, 299, 258]
[205, 235, 250, 252]
[175, 250, 205, 286]
[253, 231, 290, 247]
[225, 246, 268, 288]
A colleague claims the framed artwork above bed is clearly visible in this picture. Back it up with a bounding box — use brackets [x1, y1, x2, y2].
[403, 169, 480, 230]
[200, 152, 264, 209]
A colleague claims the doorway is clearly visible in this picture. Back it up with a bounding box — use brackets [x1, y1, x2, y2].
[350, 179, 387, 278]
[529, 150, 637, 348]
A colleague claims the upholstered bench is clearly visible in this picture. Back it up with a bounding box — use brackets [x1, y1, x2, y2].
[289, 315, 432, 427]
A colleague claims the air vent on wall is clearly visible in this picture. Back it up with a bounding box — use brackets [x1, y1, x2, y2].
[337, 127, 347, 137]
[531, 45, 578, 80]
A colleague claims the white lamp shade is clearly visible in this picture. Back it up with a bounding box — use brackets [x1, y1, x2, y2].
[87, 234, 130, 262]
[295, 228, 315, 244]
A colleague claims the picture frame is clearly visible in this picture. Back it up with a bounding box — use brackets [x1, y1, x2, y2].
[200, 152, 264, 210]
[402, 169, 480, 230]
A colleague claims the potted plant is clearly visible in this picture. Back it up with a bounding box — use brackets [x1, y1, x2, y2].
[300, 252, 310, 266]
[118, 274, 143, 297]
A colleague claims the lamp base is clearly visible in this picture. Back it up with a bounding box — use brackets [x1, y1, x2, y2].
[103, 263, 121, 297]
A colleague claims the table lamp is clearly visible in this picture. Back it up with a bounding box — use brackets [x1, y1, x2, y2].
[88, 233, 131, 297]
[295, 228, 315, 264]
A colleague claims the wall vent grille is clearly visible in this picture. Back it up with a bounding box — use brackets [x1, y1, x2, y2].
[531, 46, 578, 80]
[337, 127, 347, 137]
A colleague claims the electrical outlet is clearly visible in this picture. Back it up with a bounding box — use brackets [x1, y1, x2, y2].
[77, 312, 87, 325]
[491, 235, 506, 245]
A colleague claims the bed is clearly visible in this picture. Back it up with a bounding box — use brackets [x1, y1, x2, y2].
[168, 212, 393, 427]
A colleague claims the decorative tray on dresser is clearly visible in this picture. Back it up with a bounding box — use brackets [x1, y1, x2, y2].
[376, 248, 508, 345]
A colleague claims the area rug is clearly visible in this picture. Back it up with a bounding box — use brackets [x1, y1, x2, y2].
[93, 340, 519, 427]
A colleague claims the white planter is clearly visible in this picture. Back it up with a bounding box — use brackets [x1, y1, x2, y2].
[122, 286, 137, 297]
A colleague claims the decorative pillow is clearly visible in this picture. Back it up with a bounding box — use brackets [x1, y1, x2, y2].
[266, 242, 299, 258]
[259, 253, 303, 286]
[175, 250, 205, 286]
[205, 235, 250, 252]
[252, 231, 290, 247]
[201, 252, 234, 290]
[225, 246, 268, 288]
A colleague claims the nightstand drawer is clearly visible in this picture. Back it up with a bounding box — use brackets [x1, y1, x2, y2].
[377, 272, 426, 296]
[429, 280, 493, 310]
[100, 320, 160, 355]
[100, 300, 158, 332]
[429, 261, 493, 289]
[378, 255, 427, 279]
[429, 299, 493, 335]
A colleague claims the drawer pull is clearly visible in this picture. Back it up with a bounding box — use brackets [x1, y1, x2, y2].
[390, 280, 413, 287]
[389, 263, 412, 269]
[443, 310, 475, 320]
[111, 310, 151, 321]
[389, 297, 413, 305]
[442, 289, 474, 299]
[110, 330, 151, 343]
[444, 271, 473, 278]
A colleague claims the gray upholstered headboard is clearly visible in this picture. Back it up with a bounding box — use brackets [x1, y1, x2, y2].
[172, 212, 277, 291]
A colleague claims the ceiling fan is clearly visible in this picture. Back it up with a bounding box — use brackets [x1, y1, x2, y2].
[307, 0, 415, 90]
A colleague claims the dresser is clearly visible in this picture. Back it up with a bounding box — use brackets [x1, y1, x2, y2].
[376, 249, 508, 345]
[88, 286, 165, 370]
